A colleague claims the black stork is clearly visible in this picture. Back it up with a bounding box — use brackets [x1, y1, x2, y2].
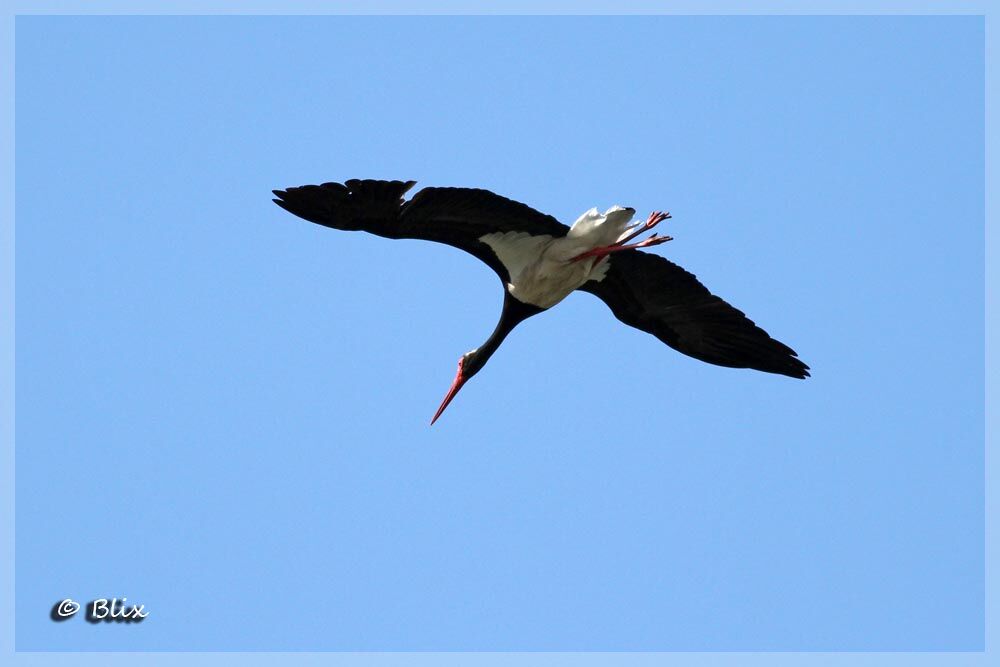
[272, 179, 809, 424]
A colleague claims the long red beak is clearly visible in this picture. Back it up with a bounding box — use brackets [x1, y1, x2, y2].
[430, 359, 467, 425]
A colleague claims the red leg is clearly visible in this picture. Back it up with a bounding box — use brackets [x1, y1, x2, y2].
[573, 233, 673, 262]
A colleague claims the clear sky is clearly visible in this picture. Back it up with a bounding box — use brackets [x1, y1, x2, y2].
[15, 15, 983, 651]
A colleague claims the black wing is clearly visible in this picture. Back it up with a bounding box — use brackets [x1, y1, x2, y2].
[272, 179, 569, 283]
[578, 251, 809, 378]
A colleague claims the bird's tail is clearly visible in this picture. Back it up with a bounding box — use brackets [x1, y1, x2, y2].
[271, 179, 417, 231]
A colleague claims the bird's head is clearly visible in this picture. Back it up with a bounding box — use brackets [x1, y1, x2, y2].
[429, 293, 540, 425]
[430, 348, 487, 425]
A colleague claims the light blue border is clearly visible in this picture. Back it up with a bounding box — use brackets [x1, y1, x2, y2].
[3, 1, 992, 664]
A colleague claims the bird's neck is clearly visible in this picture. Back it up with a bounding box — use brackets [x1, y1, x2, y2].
[470, 293, 544, 373]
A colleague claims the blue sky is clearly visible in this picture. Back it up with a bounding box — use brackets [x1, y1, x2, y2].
[14, 15, 983, 651]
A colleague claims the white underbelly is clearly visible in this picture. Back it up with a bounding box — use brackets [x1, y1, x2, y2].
[479, 231, 610, 309]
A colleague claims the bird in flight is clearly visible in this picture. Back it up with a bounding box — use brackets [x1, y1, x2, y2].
[272, 179, 809, 424]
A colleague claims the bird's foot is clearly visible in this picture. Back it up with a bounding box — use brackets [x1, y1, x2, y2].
[617, 210, 672, 246]
[632, 233, 673, 248]
[642, 209, 672, 234]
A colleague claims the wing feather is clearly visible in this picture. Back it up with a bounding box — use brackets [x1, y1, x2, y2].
[578, 251, 809, 378]
[272, 179, 569, 283]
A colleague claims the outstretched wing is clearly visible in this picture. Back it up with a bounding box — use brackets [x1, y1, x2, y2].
[578, 251, 809, 378]
[272, 179, 569, 283]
